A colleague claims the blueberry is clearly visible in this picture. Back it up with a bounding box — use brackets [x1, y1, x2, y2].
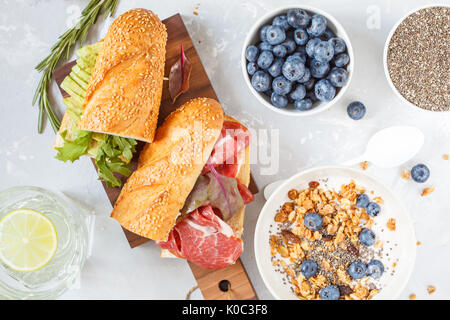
[266, 25, 286, 45]
[306, 90, 318, 102]
[366, 202, 380, 217]
[272, 76, 292, 95]
[251, 70, 271, 92]
[328, 37, 346, 54]
[320, 285, 340, 300]
[359, 228, 376, 247]
[272, 44, 287, 58]
[294, 98, 313, 111]
[300, 259, 318, 278]
[320, 28, 336, 41]
[259, 25, 271, 42]
[314, 41, 335, 63]
[348, 261, 367, 279]
[272, 15, 290, 31]
[327, 67, 348, 87]
[297, 68, 311, 83]
[282, 57, 306, 81]
[268, 58, 283, 77]
[293, 28, 309, 46]
[314, 79, 335, 101]
[287, 9, 310, 28]
[333, 53, 350, 67]
[258, 41, 273, 51]
[281, 39, 296, 54]
[411, 164, 430, 183]
[290, 84, 306, 101]
[257, 50, 274, 69]
[271, 92, 288, 108]
[304, 212, 322, 231]
[247, 62, 258, 76]
[310, 59, 330, 78]
[306, 38, 321, 57]
[356, 193, 370, 209]
[307, 14, 327, 37]
[367, 260, 384, 279]
[286, 52, 306, 64]
[347, 101, 366, 120]
[304, 78, 316, 91]
[245, 45, 259, 62]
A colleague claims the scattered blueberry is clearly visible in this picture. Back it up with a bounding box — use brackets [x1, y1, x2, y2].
[282, 58, 305, 81]
[327, 67, 348, 87]
[268, 58, 283, 77]
[306, 38, 321, 57]
[328, 37, 346, 54]
[247, 62, 258, 76]
[320, 28, 336, 41]
[259, 25, 271, 42]
[356, 193, 370, 209]
[348, 261, 367, 279]
[294, 98, 313, 111]
[367, 260, 384, 279]
[314, 41, 335, 62]
[307, 14, 327, 37]
[245, 45, 259, 62]
[273, 44, 287, 58]
[266, 25, 286, 45]
[272, 76, 292, 95]
[304, 78, 315, 91]
[258, 41, 273, 51]
[251, 70, 271, 92]
[300, 259, 318, 278]
[281, 39, 296, 54]
[411, 164, 430, 183]
[314, 79, 336, 101]
[359, 228, 376, 247]
[271, 92, 288, 108]
[290, 84, 306, 101]
[272, 15, 290, 31]
[297, 68, 311, 83]
[293, 28, 309, 46]
[333, 53, 350, 67]
[347, 101, 366, 120]
[287, 9, 310, 28]
[304, 212, 323, 231]
[320, 285, 340, 300]
[286, 52, 306, 64]
[366, 202, 381, 217]
[257, 50, 274, 69]
[309, 59, 330, 78]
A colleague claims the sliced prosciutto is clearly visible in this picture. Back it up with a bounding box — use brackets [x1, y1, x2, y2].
[158, 206, 243, 270]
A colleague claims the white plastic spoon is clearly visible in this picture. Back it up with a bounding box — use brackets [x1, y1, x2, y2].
[264, 126, 424, 200]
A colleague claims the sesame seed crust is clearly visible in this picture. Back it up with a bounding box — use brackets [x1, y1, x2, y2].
[78, 9, 167, 142]
[111, 98, 225, 241]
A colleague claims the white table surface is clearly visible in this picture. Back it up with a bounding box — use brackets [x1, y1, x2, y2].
[0, 0, 449, 300]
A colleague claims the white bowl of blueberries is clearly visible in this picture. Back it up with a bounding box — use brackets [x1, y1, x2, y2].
[242, 6, 354, 116]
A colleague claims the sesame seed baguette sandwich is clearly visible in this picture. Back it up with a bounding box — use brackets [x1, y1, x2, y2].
[54, 9, 167, 187]
[111, 98, 254, 270]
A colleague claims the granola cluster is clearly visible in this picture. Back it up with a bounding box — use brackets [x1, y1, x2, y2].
[269, 180, 385, 300]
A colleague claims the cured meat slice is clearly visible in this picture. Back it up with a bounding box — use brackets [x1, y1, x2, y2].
[157, 205, 243, 269]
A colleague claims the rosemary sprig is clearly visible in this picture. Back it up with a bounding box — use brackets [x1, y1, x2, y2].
[32, 0, 119, 133]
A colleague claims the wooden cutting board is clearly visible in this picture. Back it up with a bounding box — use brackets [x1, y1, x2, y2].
[53, 13, 257, 300]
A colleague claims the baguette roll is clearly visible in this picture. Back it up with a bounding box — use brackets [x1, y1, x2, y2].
[111, 98, 224, 241]
[77, 8, 167, 142]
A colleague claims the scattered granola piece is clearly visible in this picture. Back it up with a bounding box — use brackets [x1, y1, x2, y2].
[401, 169, 411, 180]
[360, 161, 369, 170]
[373, 196, 384, 204]
[409, 293, 416, 300]
[421, 187, 435, 197]
[386, 218, 396, 231]
[427, 285, 436, 295]
[443, 154, 449, 160]
[288, 189, 299, 200]
[416, 241, 421, 246]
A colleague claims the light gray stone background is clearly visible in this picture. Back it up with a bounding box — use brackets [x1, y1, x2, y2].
[0, 0, 449, 299]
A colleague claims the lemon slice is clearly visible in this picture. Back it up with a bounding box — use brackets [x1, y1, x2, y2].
[0, 209, 58, 272]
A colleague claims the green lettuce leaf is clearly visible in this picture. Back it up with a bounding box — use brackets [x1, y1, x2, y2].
[55, 129, 92, 162]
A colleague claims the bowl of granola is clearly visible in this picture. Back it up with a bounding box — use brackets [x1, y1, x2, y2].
[255, 166, 416, 300]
